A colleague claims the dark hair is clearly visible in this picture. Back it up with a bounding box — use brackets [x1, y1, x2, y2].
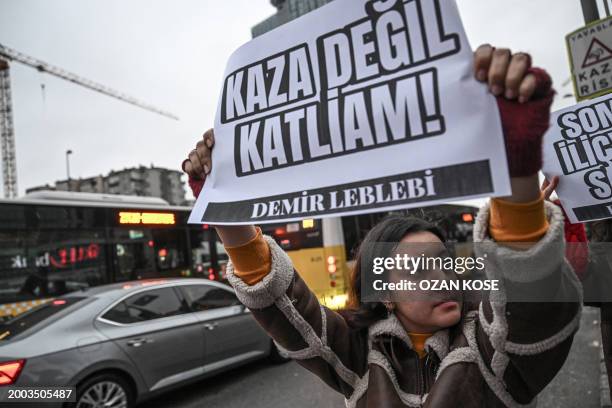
[339, 215, 445, 330]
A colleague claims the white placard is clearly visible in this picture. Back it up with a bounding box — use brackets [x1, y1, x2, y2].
[543, 92, 612, 223]
[189, 0, 511, 225]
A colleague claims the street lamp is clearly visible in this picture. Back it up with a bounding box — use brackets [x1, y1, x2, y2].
[66, 149, 73, 190]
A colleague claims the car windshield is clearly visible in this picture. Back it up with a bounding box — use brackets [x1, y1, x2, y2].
[0, 297, 86, 341]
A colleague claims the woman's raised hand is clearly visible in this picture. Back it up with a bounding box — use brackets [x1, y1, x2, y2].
[182, 129, 215, 181]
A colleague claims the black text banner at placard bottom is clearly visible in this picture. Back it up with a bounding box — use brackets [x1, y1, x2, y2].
[202, 160, 493, 223]
[573, 201, 612, 222]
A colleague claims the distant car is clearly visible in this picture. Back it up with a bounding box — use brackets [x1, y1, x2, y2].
[0, 278, 287, 408]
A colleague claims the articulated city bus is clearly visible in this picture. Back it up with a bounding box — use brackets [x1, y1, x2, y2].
[0, 191, 478, 318]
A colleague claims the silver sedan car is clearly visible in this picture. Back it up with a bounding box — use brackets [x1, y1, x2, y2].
[0, 278, 286, 408]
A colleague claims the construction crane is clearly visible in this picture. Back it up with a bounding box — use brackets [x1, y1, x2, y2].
[0, 42, 179, 199]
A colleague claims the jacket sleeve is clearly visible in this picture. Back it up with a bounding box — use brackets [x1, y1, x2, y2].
[225, 235, 367, 398]
[471, 200, 582, 406]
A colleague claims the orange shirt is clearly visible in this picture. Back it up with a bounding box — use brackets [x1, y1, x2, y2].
[408, 333, 432, 358]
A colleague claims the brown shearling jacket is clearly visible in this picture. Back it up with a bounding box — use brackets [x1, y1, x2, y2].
[226, 201, 582, 407]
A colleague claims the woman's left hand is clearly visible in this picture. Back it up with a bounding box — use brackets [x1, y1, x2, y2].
[473, 44, 537, 104]
[472, 45, 555, 203]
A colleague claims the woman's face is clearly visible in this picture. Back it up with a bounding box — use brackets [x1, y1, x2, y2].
[391, 231, 463, 334]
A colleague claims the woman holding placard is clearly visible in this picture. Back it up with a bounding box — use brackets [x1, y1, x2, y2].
[182, 45, 580, 407]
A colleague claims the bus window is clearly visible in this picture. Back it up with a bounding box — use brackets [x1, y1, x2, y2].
[0, 229, 106, 308]
[34, 206, 105, 229]
[340, 205, 477, 260]
[261, 220, 323, 251]
[112, 228, 155, 281]
[114, 243, 154, 281]
[151, 229, 188, 274]
[189, 229, 212, 277]
[215, 241, 229, 280]
[0, 204, 26, 229]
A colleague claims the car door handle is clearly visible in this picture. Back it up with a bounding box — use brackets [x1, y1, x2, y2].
[203, 323, 218, 331]
[127, 338, 153, 347]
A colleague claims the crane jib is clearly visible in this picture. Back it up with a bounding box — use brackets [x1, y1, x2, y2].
[0, 42, 178, 120]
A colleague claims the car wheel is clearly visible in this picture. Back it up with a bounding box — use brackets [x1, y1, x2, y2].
[74, 373, 134, 408]
[269, 340, 291, 364]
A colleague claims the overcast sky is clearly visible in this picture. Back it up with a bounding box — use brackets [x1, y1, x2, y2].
[0, 0, 590, 197]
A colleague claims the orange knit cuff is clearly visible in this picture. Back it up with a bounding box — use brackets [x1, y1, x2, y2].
[489, 194, 549, 242]
[224, 227, 272, 285]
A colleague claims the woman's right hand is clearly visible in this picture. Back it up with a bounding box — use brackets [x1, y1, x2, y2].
[182, 129, 215, 182]
[181, 128, 257, 247]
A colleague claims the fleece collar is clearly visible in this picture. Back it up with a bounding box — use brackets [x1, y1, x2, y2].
[368, 313, 450, 360]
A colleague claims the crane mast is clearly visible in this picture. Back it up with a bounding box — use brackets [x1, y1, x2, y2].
[0, 59, 17, 198]
[0, 43, 178, 198]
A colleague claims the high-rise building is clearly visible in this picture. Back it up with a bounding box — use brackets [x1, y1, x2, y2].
[26, 165, 187, 205]
[252, 0, 334, 37]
